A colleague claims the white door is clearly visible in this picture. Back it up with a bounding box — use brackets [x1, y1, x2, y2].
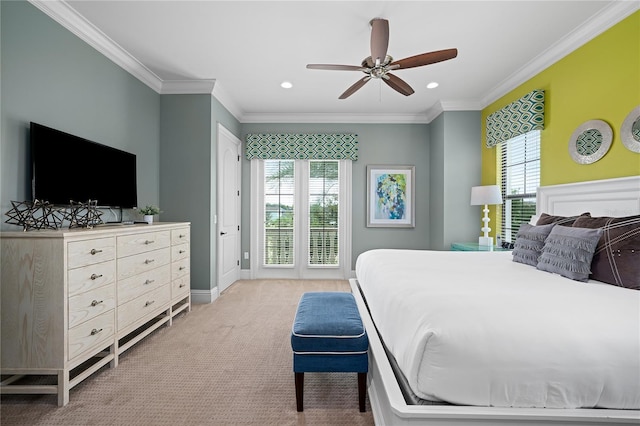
[217, 124, 241, 293]
[250, 159, 352, 279]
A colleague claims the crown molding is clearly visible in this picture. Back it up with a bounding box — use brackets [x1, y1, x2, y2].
[239, 112, 432, 124]
[212, 83, 244, 122]
[480, 1, 640, 108]
[29, 0, 164, 93]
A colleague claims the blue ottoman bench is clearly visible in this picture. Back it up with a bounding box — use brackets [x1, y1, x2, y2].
[291, 292, 368, 412]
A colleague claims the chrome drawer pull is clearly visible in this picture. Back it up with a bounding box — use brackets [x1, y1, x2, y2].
[144, 240, 155, 245]
[90, 299, 103, 307]
[144, 279, 155, 285]
[144, 259, 155, 264]
[90, 249, 103, 255]
[90, 328, 103, 336]
[90, 273, 103, 280]
[145, 300, 155, 307]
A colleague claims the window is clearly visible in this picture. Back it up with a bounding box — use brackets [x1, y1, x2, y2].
[499, 130, 540, 242]
[255, 159, 351, 278]
[264, 160, 295, 265]
[308, 161, 339, 265]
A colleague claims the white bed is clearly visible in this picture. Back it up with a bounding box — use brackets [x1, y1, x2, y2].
[351, 176, 640, 425]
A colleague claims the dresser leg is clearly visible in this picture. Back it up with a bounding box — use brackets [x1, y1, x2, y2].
[57, 370, 69, 407]
[110, 341, 119, 368]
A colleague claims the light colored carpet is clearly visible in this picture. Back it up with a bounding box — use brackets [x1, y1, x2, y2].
[1, 279, 374, 425]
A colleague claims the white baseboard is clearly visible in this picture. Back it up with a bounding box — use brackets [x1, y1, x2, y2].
[190, 287, 219, 304]
[240, 270, 251, 280]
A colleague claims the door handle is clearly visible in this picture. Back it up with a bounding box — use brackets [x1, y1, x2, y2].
[220, 231, 227, 235]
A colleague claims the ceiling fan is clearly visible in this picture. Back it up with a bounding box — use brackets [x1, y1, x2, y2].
[307, 18, 458, 99]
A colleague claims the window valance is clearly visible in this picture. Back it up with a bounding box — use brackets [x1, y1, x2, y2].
[486, 89, 545, 148]
[245, 134, 358, 160]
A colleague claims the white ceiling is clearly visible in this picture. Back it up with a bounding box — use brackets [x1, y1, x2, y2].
[33, 1, 638, 123]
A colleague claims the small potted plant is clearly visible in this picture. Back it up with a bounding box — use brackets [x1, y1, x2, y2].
[138, 205, 161, 224]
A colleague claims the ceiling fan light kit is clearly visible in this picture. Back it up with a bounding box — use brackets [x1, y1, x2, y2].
[307, 18, 458, 99]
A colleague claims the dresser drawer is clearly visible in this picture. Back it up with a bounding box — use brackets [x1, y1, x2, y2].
[68, 310, 115, 361]
[118, 263, 170, 305]
[68, 260, 116, 296]
[171, 243, 189, 261]
[67, 237, 116, 269]
[171, 228, 190, 245]
[69, 284, 116, 328]
[172, 275, 190, 300]
[171, 258, 190, 281]
[117, 231, 170, 258]
[117, 247, 170, 281]
[117, 285, 170, 331]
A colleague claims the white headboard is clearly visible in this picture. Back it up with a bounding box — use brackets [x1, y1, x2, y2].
[537, 176, 640, 217]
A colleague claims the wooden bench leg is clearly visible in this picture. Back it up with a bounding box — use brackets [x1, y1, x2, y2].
[358, 372, 367, 412]
[295, 372, 304, 412]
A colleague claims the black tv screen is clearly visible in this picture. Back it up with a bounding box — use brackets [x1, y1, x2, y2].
[30, 122, 137, 208]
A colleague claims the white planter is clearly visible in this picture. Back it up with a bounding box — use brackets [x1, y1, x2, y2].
[143, 215, 153, 224]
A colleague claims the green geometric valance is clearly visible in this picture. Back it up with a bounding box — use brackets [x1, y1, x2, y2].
[486, 89, 545, 147]
[245, 134, 358, 160]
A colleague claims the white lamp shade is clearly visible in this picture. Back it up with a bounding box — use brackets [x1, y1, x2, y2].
[470, 185, 503, 206]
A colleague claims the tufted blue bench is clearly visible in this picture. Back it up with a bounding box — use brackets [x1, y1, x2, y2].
[291, 292, 368, 412]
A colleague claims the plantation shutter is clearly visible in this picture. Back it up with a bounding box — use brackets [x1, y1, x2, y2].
[500, 130, 541, 242]
[308, 161, 339, 266]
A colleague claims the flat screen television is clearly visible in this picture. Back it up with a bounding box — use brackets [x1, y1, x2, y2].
[30, 122, 138, 209]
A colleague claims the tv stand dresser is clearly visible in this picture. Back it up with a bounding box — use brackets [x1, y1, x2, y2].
[1, 222, 191, 406]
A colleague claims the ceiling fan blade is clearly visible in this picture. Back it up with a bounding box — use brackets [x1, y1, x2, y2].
[370, 18, 389, 64]
[339, 76, 371, 99]
[390, 48, 458, 70]
[383, 73, 415, 96]
[306, 64, 364, 71]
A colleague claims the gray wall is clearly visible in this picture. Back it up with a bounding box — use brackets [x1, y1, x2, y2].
[240, 123, 431, 270]
[1, 1, 483, 292]
[1, 1, 160, 227]
[159, 95, 240, 292]
[429, 111, 482, 250]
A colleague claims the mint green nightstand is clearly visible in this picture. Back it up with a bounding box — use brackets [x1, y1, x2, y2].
[451, 242, 510, 252]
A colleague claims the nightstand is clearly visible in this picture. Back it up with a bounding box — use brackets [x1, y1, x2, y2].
[451, 242, 511, 252]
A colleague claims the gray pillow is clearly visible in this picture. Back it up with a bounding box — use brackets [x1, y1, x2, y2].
[537, 225, 603, 282]
[512, 223, 556, 266]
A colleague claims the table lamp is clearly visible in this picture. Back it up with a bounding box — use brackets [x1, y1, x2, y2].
[470, 185, 503, 246]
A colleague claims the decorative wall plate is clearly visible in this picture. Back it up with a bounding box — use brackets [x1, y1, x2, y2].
[621, 105, 640, 153]
[568, 119, 613, 164]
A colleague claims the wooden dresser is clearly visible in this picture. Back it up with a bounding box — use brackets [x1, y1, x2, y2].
[0, 222, 190, 406]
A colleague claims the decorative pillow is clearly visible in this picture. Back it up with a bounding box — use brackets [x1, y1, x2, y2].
[572, 215, 640, 290]
[537, 226, 603, 282]
[536, 212, 590, 227]
[512, 223, 556, 266]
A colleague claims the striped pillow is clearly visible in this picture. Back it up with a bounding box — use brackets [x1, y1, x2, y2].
[537, 225, 603, 282]
[572, 215, 640, 290]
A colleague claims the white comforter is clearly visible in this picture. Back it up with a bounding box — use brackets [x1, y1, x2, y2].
[355, 249, 640, 409]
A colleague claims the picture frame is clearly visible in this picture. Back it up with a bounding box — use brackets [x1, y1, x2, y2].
[366, 165, 415, 228]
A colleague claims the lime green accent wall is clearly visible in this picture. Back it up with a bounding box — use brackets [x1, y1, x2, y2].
[481, 11, 640, 188]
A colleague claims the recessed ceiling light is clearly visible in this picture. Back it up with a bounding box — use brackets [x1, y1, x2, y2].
[281, 81, 293, 89]
[427, 82, 439, 89]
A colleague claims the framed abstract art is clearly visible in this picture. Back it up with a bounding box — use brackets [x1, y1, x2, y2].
[366, 165, 415, 228]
